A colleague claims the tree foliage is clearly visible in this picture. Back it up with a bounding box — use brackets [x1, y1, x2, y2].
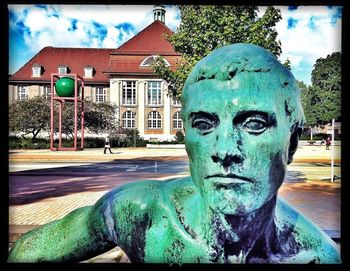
[153, 5, 282, 98]
[54, 100, 118, 138]
[9, 97, 118, 141]
[9, 97, 51, 141]
[300, 52, 341, 127]
[298, 80, 318, 127]
[283, 58, 292, 70]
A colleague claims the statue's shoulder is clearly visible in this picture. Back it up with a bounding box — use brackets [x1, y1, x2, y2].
[274, 198, 341, 264]
[101, 176, 195, 212]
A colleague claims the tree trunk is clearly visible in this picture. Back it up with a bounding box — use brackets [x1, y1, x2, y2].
[310, 128, 313, 141]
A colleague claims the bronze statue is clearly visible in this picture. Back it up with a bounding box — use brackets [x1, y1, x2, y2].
[8, 43, 341, 264]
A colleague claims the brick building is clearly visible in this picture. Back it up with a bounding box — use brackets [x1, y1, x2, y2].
[8, 6, 183, 141]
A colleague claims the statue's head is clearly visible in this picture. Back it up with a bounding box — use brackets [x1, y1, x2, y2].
[181, 43, 305, 215]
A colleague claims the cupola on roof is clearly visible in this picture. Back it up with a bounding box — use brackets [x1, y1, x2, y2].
[153, 5, 166, 23]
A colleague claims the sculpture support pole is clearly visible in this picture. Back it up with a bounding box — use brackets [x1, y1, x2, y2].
[81, 79, 85, 149]
[50, 74, 54, 150]
[59, 101, 62, 148]
[331, 119, 335, 183]
[74, 75, 77, 150]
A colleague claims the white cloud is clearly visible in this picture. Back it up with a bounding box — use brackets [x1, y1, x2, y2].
[164, 5, 181, 31]
[8, 4, 167, 54]
[275, 6, 341, 84]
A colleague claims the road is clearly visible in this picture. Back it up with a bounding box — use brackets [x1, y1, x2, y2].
[9, 160, 189, 175]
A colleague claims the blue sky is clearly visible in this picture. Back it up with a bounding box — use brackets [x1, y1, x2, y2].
[8, 5, 342, 85]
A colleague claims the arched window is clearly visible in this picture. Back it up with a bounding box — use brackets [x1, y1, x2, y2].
[148, 111, 162, 129]
[122, 111, 136, 128]
[140, 55, 170, 67]
[173, 112, 183, 129]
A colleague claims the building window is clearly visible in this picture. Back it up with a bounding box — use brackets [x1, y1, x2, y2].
[43, 86, 51, 100]
[147, 111, 162, 129]
[96, 87, 106, 103]
[173, 98, 181, 106]
[32, 65, 41, 77]
[58, 65, 68, 74]
[84, 66, 93, 78]
[147, 81, 162, 106]
[122, 81, 136, 105]
[173, 112, 183, 129]
[140, 55, 170, 67]
[122, 111, 136, 128]
[18, 86, 28, 100]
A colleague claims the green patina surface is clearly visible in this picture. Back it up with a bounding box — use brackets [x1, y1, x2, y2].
[8, 44, 341, 264]
[55, 76, 76, 97]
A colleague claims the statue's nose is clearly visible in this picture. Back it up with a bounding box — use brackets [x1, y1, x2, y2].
[211, 153, 243, 169]
[211, 128, 244, 170]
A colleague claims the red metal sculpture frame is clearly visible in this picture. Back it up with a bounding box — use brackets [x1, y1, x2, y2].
[50, 73, 85, 151]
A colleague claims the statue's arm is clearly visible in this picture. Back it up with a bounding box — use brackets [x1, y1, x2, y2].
[8, 192, 118, 263]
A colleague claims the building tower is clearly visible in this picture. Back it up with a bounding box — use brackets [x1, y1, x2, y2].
[153, 5, 166, 23]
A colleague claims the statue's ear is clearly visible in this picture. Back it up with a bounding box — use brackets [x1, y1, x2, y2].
[288, 127, 303, 164]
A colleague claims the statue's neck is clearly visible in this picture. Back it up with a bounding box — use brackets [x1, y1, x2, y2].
[207, 196, 277, 263]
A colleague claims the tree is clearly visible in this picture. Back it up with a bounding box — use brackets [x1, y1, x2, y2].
[9, 97, 51, 141]
[299, 52, 341, 141]
[84, 101, 118, 135]
[311, 52, 341, 124]
[298, 80, 318, 140]
[9, 96, 119, 141]
[153, 5, 282, 98]
[283, 58, 292, 70]
[300, 52, 341, 129]
[54, 100, 118, 139]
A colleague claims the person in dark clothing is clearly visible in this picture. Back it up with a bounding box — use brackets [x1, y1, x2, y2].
[326, 137, 331, 150]
[104, 136, 113, 154]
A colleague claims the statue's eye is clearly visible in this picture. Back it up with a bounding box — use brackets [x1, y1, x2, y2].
[190, 112, 219, 135]
[242, 118, 268, 134]
[193, 120, 214, 132]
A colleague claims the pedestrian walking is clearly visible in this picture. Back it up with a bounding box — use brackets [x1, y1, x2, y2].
[104, 136, 113, 154]
[325, 137, 331, 150]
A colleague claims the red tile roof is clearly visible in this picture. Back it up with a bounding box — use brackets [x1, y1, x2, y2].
[9, 20, 181, 82]
[106, 20, 181, 75]
[9, 47, 113, 83]
[106, 54, 180, 75]
[114, 20, 179, 55]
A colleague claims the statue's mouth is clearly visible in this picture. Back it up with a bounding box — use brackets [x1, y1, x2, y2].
[205, 173, 253, 185]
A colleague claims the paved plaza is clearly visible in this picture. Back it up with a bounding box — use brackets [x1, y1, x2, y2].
[8, 143, 341, 262]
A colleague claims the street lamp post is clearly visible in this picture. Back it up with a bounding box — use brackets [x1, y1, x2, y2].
[331, 119, 335, 183]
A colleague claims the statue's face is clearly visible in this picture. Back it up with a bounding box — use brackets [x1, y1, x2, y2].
[183, 73, 292, 215]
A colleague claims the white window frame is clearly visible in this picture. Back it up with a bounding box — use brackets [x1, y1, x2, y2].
[43, 86, 51, 100]
[147, 111, 162, 129]
[18, 86, 28, 100]
[122, 81, 136, 106]
[122, 111, 136, 128]
[84, 66, 93, 78]
[58, 66, 67, 74]
[32, 66, 41, 77]
[173, 111, 183, 129]
[96, 87, 106, 103]
[147, 81, 162, 106]
[140, 55, 170, 67]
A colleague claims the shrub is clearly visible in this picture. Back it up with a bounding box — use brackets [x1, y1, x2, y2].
[175, 131, 185, 144]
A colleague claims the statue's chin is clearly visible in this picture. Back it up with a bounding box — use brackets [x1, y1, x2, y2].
[204, 193, 258, 216]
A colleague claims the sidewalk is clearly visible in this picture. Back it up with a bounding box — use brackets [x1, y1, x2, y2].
[8, 144, 341, 163]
